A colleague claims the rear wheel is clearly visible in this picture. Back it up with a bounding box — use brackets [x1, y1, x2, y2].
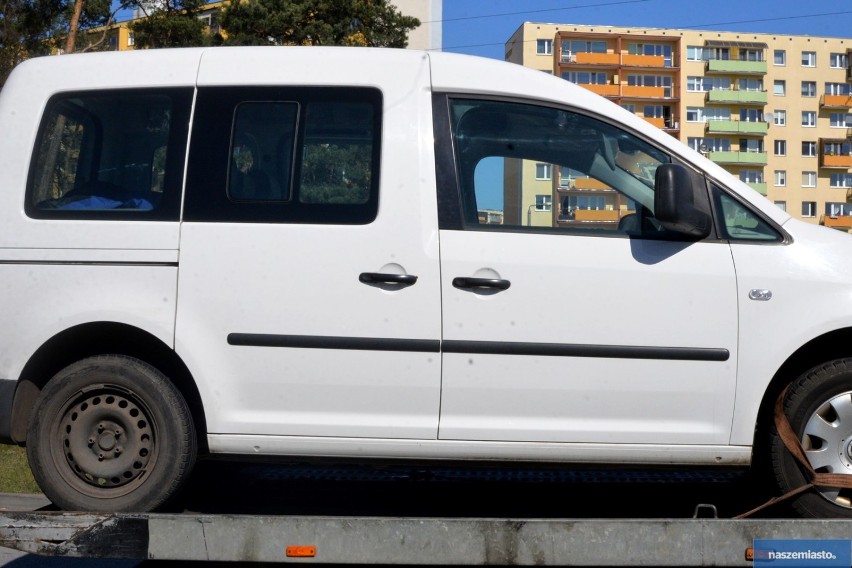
[771, 358, 852, 518]
[27, 355, 196, 512]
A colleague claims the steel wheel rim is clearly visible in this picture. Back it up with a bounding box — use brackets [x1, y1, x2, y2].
[802, 391, 852, 508]
[52, 384, 158, 498]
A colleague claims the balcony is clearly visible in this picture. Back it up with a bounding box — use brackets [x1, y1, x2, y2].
[705, 120, 768, 136]
[707, 151, 768, 166]
[564, 52, 620, 65]
[823, 215, 852, 230]
[621, 85, 667, 99]
[641, 116, 679, 131]
[706, 90, 768, 105]
[820, 154, 852, 169]
[746, 182, 767, 196]
[705, 60, 767, 75]
[581, 83, 621, 97]
[821, 94, 852, 109]
[621, 54, 667, 68]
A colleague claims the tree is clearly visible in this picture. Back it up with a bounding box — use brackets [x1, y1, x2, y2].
[219, 0, 420, 48]
[129, 0, 209, 48]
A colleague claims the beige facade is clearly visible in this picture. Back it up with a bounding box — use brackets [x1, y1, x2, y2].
[506, 23, 852, 228]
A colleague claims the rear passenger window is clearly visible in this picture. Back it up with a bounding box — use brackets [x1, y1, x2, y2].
[27, 89, 193, 220]
[185, 87, 382, 224]
[228, 102, 298, 202]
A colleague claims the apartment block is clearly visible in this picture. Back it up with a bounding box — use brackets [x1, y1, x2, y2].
[506, 23, 852, 229]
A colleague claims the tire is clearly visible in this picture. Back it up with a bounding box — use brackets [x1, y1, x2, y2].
[26, 355, 196, 512]
[771, 358, 852, 518]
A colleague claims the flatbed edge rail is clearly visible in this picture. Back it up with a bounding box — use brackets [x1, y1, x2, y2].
[3, 513, 851, 565]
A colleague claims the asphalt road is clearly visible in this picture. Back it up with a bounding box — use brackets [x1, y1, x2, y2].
[0, 459, 782, 566]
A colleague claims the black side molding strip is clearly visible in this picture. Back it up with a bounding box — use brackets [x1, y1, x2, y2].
[442, 340, 730, 362]
[228, 333, 441, 353]
[228, 334, 729, 362]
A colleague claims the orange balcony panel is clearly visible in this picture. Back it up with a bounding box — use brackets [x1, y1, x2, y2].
[622, 54, 665, 67]
[621, 85, 666, 98]
[572, 177, 612, 190]
[824, 216, 852, 229]
[823, 154, 852, 168]
[642, 116, 666, 128]
[574, 52, 620, 65]
[574, 209, 620, 221]
[581, 84, 620, 97]
[822, 94, 852, 108]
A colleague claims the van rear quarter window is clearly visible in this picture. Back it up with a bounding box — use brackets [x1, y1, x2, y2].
[26, 89, 193, 221]
[185, 86, 382, 224]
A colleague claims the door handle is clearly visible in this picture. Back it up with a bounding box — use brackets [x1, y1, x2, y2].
[359, 272, 418, 286]
[452, 277, 511, 291]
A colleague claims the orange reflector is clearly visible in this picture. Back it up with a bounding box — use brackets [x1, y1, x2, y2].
[286, 545, 317, 558]
[745, 548, 754, 561]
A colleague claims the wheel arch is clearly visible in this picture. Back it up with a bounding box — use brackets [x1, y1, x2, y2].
[752, 327, 852, 462]
[10, 321, 208, 452]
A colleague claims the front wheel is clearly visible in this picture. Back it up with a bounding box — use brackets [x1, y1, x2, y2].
[771, 358, 852, 518]
[27, 355, 196, 512]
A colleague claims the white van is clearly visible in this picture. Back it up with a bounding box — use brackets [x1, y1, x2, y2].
[1, 47, 851, 517]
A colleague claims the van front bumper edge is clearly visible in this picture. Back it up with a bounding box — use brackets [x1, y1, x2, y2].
[0, 378, 17, 444]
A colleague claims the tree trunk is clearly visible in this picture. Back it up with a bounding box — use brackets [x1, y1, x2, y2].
[64, 0, 84, 53]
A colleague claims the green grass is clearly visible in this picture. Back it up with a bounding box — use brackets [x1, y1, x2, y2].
[0, 445, 40, 493]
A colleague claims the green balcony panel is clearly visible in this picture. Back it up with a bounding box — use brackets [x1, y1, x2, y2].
[706, 121, 768, 136]
[746, 182, 767, 195]
[706, 90, 768, 105]
[707, 151, 768, 165]
[706, 60, 767, 74]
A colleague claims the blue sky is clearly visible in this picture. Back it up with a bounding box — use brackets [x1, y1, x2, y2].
[441, 0, 852, 60]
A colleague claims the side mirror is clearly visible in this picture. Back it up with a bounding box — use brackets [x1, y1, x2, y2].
[654, 164, 711, 239]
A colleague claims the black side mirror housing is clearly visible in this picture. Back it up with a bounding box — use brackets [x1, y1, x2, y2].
[654, 164, 712, 239]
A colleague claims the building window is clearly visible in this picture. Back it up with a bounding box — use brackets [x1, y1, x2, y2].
[802, 141, 817, 157]
[687, 76, 730, 92]
[127, 33, 135, 47]
[773, 110, 786, 126]
[830, 173, 852, 188]
[774, 200, 786, 212]
[825, 83, 852, 96]
[536, 39, 553, 55]
[802, 171, 817, 187]
[562, 71, 608, 84]
[740, 108, 763, 122]
[826, 202, 852, 216]
[830, 53, 850, 69]
[740, 169, 763, 184]
[686, 107, 701, 122]
[774, 140, 786, 156]
[830, 113, 852, 128]
[802, 201, 816, 218]
[774, 170, 786, 187]
[621, 104, 636, 113]
[688, 137, 729, 152]
[628, 75, 672, 97]
[535, 194, 552, 211]
[627, 43, 673, 66]
[801, 81, 817, 97]
[687, 46, 708, 61]
[801, 111, 816, 127]
[825, 141, 852, 156]
[773, 50, 786, 65]
[535, 163, 552, 180]
[773, 80, 786, 96]
[741, 138, 764, 153]
[801, 51, 816, 67]
[739, 78, 763, 92]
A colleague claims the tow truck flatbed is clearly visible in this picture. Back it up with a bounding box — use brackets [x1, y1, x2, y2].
[2, 511, 849, 566]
